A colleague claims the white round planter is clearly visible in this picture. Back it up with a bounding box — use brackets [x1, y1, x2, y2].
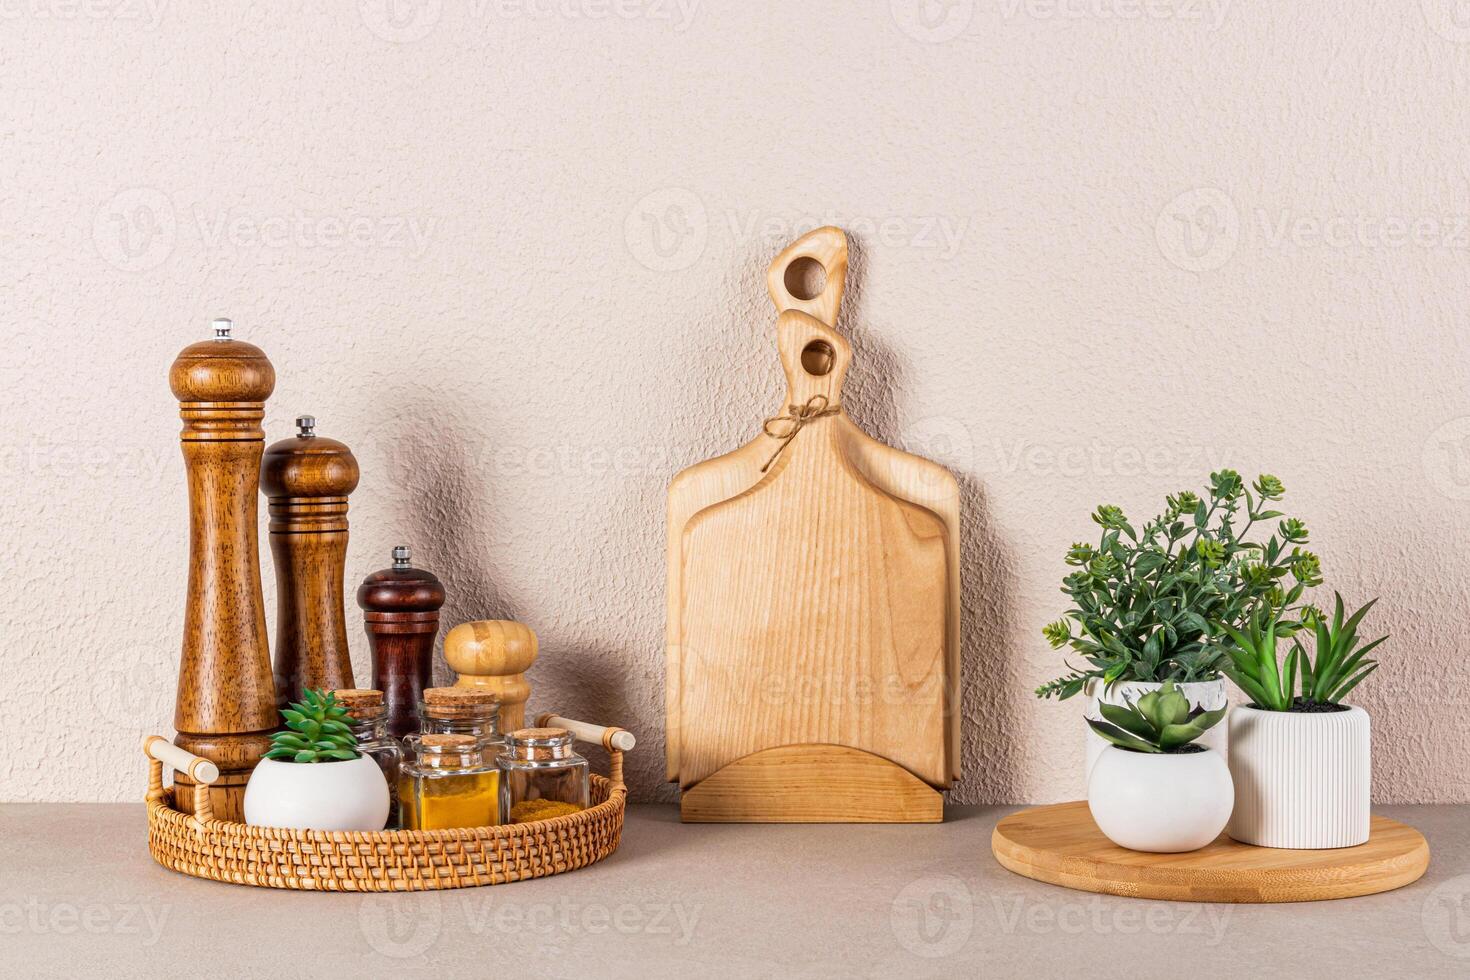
[1085, 678, 1228, 779]
[1227, 704, 1370, 848]
[1087, 746, 1233, 852]
[243, 754, 390, 832]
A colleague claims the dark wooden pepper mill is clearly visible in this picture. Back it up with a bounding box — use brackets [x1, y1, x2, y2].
[261, 415, 361, 709]
[357, 546, 446, 739]
[170, 317, 278, 822]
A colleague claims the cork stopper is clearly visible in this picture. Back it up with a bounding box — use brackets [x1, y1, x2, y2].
[507, 727, 575, 761]
[513, 727, 565, 740]
[423, 687, 499, 706]
[411, 731, 479, 767]
[330, 689, 384, 718]
[419, 733, 475, 748]
[420, 686, 501, 721]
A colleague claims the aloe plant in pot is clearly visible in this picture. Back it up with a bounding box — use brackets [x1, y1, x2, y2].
[1220, 595, 1386, 848]
[1037, 470, 1322, 777]
[1086, 681, 1232, 852]
[242, 689, 391, 831]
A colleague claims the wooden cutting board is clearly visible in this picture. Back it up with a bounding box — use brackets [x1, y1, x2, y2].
[666, 229, 961, 818]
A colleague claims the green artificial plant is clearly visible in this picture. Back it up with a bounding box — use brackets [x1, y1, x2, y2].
[1220, 592, 1384, 710]
[1038, 470, 1322, 700]
[263, 688, 362, 763]
[1086, 680, 1227, 753]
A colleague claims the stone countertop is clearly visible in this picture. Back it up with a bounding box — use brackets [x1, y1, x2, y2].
[1, 804, 1467, 978]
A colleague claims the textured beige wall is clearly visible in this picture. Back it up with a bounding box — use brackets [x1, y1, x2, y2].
[4, 2, 1469, 804]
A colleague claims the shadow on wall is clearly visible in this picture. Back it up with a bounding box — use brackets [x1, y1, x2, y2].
[370, 397, 510, 685]
[839, 237, 1028, 806]
[370, 393, 658, 793]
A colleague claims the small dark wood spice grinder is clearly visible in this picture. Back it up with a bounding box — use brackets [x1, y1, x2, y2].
[169, 317, 278, 822]
[261, 415, 360, 708]
[357, 547, 446, 739]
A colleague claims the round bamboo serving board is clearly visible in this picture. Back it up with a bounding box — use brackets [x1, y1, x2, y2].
[992, 801, 1429, 903]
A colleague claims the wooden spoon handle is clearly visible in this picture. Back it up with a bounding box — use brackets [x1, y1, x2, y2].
[766, 226, 849, 327]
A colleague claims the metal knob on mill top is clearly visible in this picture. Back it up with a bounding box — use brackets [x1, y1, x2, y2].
[170, 317, 277, 823]
[358, 546, 447, 739]
[260, 414, 360, 708]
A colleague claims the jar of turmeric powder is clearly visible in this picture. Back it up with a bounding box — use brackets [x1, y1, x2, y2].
[399, 733, 503, 830]
[497, 728, 590, 824]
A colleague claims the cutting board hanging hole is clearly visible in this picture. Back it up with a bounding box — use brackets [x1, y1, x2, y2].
[801, 340, 835, 376]
[783, 256, 827, 301]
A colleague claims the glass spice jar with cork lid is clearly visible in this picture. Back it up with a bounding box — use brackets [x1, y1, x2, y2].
[498, 727, 590, 824]
[399, 733, 503, 830]
[331, 688, 403, 829]
[417, 687, 505, 760]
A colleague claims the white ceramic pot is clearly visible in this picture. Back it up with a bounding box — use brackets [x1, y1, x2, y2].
[1085, 678, 1228, 779]
[243, 754, 390, 831]
[1088, 746, 1234, 853]
[1226, 704, 1370, 848]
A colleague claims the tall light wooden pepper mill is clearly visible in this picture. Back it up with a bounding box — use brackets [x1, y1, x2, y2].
[444, 621, 538, 733]
[357, 547, 446, 739]
[170, 317, 278, 822]
[260, 415, 360, 708]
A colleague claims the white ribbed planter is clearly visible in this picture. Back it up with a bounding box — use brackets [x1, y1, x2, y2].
[1084, 678, 1228, 779]
[1227, 705, 1370, 849]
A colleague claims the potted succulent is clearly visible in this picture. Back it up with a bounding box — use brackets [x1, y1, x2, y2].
[243, 689, 391, 831]
[1086, 681, 1232, 852]
[1037, 470, 1322, 776]
[1220, 594, 1385, 848]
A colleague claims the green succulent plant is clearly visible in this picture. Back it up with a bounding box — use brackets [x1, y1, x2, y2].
[1038, 470, 1321, 700]
[1086, 680, 1227, 753]
[1220, 593, 1384, 710]
[263, 689, 361, 763]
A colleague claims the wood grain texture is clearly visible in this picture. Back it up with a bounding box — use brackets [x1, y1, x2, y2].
[676, 305, 951, 795]
[357, 554, 446, 740]
[991, 801, 1430, 903]
[666, 227, 961, 785]
[446, 620, 538, 733]
[169, 334, 278, 824]
[260, 428, 360, 708]
[680, 745, 943, 823]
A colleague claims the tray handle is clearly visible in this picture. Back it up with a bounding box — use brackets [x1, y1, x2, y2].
[143, 735, 219, 828]
[535, 714, 635, 790]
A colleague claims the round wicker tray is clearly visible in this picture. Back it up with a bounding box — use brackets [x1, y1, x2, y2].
[143, 726, 629, 892]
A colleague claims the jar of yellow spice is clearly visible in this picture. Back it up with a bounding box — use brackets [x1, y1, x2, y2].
[498, 727, 590, 824]
[399, 733, 502, 830]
